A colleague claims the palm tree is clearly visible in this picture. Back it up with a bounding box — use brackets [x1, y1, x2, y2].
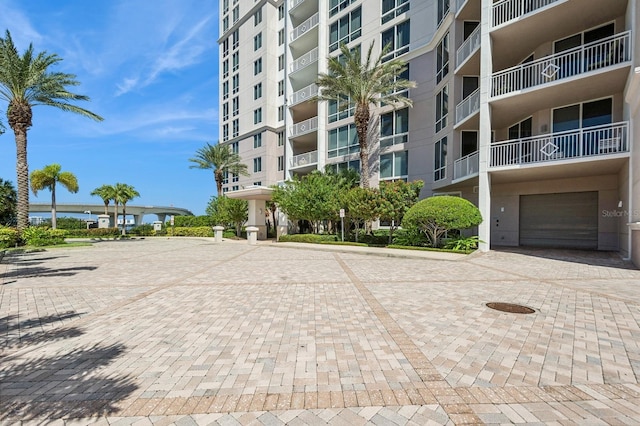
[315, 41, 416, 188]
[0, 178, 17, 225]
[90, 184, 116, 226]
[113, 183, 139, 235]
[0, 30, 103, 230]
[30, 164, 79, 229]
[189, 142, 249, 195]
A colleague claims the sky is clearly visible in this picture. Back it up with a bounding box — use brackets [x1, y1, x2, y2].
[0, 0, 219, 218]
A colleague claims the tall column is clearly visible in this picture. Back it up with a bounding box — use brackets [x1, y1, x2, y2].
[247, 199, 267, 240]
[477, 0, 493, 252]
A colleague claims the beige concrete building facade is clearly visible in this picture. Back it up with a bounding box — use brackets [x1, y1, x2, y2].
[218, 0, 640, 264]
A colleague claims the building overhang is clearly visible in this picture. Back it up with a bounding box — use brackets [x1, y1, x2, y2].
[225, 186, 273, 201]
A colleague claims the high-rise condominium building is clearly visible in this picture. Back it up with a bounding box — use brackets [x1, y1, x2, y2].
[218, 0, 640, 265]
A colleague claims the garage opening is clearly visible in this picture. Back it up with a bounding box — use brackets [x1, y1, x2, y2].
[519, 192, 598, 249]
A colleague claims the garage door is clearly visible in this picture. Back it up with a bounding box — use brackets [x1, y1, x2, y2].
[519, 192, 598, 249]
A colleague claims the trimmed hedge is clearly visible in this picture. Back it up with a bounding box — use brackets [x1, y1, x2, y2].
[0, 226, 20, 249]
[278, 234, 338, 243]
[167, 226, 215, 237]
[21, 227, 67, 247]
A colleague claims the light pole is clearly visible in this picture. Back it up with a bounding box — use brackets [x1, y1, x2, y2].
[84, 210, 91, 229]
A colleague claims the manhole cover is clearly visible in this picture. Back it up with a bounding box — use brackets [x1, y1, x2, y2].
[486, 302, 535, 314]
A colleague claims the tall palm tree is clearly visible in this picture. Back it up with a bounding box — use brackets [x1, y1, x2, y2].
[189, 142, 249, 195]
[90, 184, 116, 226]
[30, 163, 79, 229]
[113, 183, 139, 235]
[315, 41, 416, 188]
[0, 30, 103, 230]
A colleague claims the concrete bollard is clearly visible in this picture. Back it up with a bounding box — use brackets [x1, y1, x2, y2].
[212, 226, 225, 243]
[246, 226, 259, 245]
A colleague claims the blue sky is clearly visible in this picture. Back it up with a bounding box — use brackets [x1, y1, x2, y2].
[0, 0, 219, 218]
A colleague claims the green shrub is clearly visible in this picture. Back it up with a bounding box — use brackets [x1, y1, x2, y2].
[129, 224, 154, 236]
[392, 227, 430, 247]
[402, 196, 482, 248]
[55, 217, 87, 230]
[167, 226, 214, 237]
[21, 227, 67, 247]
[278, 234, 338, 243]
[64, 228, 121, 238]
[0, 226, 20, 248]
[174, 215, 214, 227]
[223, 229, 238, 238]
[443, 235, 481, 251]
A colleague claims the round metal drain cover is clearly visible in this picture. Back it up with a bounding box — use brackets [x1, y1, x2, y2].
[486, 302, 535, 314]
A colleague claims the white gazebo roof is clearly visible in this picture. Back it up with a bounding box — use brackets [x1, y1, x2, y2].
[225, 185, 274, 201]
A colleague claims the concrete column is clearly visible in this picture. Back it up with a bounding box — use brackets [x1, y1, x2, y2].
[213, 226, 225, 243]
[156, 213, 167, 223]
[247, 199, 267, 240]
[133, 215, 142, 227]
[97, 214, 110, 229]
[276, 210, 288, 240]
[246, 226, 259, 245]
[477, 0, 493, 252]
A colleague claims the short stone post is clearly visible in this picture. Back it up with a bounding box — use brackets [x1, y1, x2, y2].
[212, 226, 225, 243]
[246, 226, 259, 245]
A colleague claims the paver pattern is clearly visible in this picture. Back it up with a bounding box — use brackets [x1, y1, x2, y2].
[1, 238, 640, 425]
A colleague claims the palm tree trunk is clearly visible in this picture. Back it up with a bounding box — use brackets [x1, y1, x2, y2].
[113, 203, 118, 229]
[355, 105, 371, 188]
[14, 128, 29, 230]
[51, 184, 57, 229]
[121, 204, 127, 236]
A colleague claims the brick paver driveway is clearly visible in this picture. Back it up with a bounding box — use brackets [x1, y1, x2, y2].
[2, 238, 640, 425]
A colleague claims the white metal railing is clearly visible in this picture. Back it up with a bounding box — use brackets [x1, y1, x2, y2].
[291, 13, 319, 42]
[455, 88, 480, 124]
[490, 122, 628, 168]
[290, 150, 318, 168]
[290, 47, 319, 74]
[492, 31, 631, 97]
[456, 24, 480, 67]
[456, 0, 467, 13]
[289, 83, 318, 106]
[453, 151, 479, 180]
[289, 116, 318, 138]
[492, 0, 561, 27]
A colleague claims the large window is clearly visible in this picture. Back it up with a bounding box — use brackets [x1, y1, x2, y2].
[254, 132, 262, 148]
[232, 74, 239, 94]
[435, 85, 448, 133]
[328, 124, 360, 158]
[278, 156, 284, 171]
[382, 20, 410, 61]
[254, 83, 262, 100]
[437, 0, 449, 27]
[222, 102, 229, 121]
[253, 157, 262, 173]
[553, 98, 612, 131]
[222, 59, 229, 78]
[223, 124, 229, 142]
[327, 159, 360, 174]
[509, 117, 532, 139]
[380, 151, 408, 180]
[254, 8, 262, 25]
[329, 0, 356, 17]
[222, 81, 229, 99]
[232, 119, 239, 138]
[232, 52, 239, 71]
[329, 7, 361, 52]
[382, 0, 409, 24]
[254, 32, 262, 51]
[278, 131, 285, 146]
[436, 33, 449, 84]
[254, 58, 262, 75]
[232, 97, 239, 117]
[434, 137, 447, 181]
[328, 97, 354, 123]
[380, 108, 409, 147]
[254, 108, 262, 124]
[232, 30, 239, 49]
[231, 141, 239, 154]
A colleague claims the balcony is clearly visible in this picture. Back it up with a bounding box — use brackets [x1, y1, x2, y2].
[456, 24, 480, 72]
[291, 12, 319, 43]
[455, 88, 480, 127]
[290, 116, 318, 139]
[290, 150, 318, 170]
[492, 0, 561, 28]
[289, 83, 318, 107]
[490, 122, 628, 169]
[493, 32, 631, 99]
[289, 48, 319, 90]
[453, 151, 479, 182]
[289, 0, 319, 25]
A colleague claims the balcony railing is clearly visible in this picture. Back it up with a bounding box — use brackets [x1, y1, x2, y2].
[290, 150, 318, 169]
[291, 12, 319, 42]
[492, 31, 631, 97]
[456, 0, 467, 13]
[290, 47, 319, 74]
[456, 24, 480, 67]
[289, 83, 318, 106]
[453, 151, 479, 180]
[290, 116, 318, 138]
[455, 88, 480, 125]
[492, 0, 561, 27]
[490, 122, 628, 168]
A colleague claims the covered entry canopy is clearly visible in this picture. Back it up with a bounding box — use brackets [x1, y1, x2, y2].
[226, 186, 274, 240]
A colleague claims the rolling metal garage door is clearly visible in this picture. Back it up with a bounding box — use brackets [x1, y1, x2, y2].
[519, 192, 598, 249]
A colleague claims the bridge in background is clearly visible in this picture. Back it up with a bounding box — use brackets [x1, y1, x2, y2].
[30, 203, 194, 226]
